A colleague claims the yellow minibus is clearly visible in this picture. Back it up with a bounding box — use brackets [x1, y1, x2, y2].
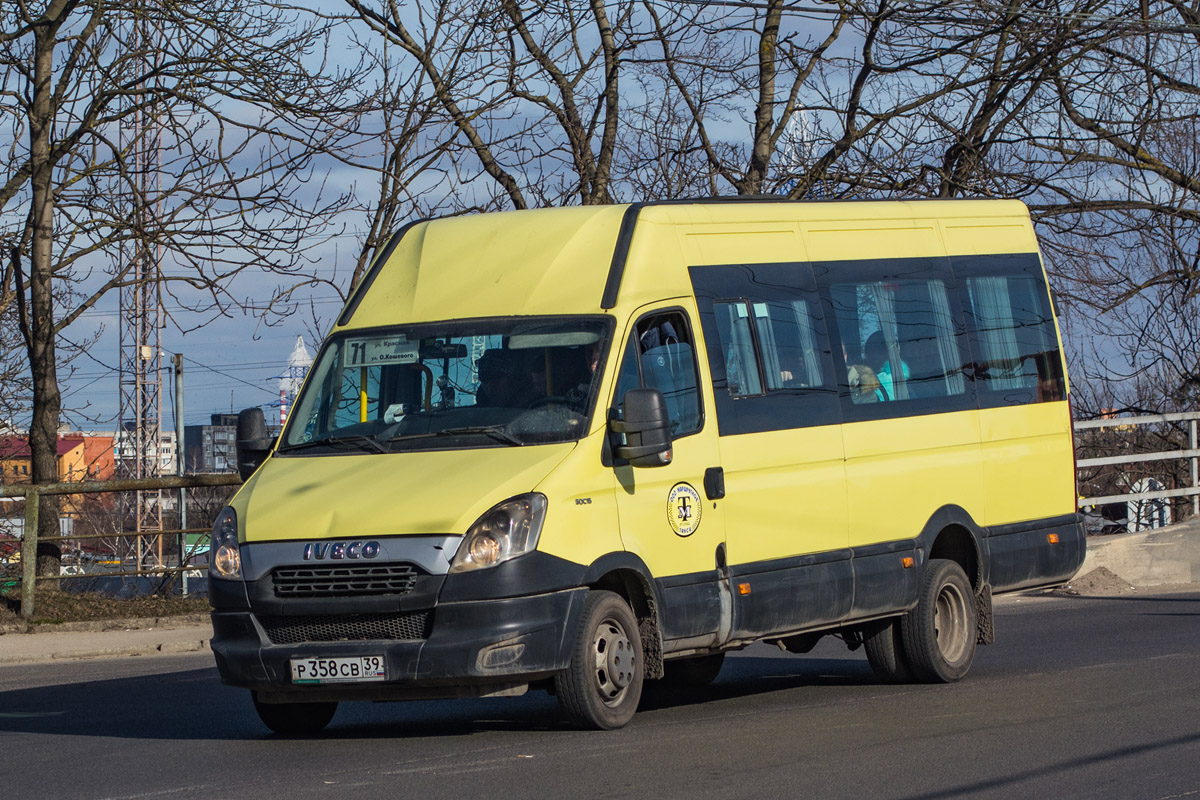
[208, 198, 1084, 733]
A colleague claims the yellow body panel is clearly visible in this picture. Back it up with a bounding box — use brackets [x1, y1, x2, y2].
[979, 401, 1074, 526]
[841, 410, 985, 547]
[233, 444, 574, 542]
[347, 205, 629, 327]
[719, 425, 848, 566]
[531, 432, 624, 568]
[607, 299, 727, 578]
[613, 431, 726, 578]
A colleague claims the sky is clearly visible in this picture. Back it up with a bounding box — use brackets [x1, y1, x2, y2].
[57, 255, 347, 435]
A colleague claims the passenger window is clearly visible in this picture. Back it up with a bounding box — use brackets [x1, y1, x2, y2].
[712, 300, 827, 397]
[960, 266, 1064, 403]
[827, 278, 968, 405]
[713, 302, 763, 397]
[752, 300, 826, 391]
[612, 311, 703, 436]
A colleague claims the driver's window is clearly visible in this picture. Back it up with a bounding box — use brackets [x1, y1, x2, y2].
[612, 311, 703, 436]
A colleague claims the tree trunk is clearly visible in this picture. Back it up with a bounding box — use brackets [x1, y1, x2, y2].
[28, 18, 64, 579]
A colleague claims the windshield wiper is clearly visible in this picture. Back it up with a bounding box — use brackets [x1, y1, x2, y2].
[389, 425, 523, 446]
[280, 434, 389, 454]
[436, 426, 523, 446]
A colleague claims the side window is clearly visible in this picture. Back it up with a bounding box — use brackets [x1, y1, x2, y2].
[954, 255, 1065, 404]
[612, 311, 703, 436]
[752, 300, 827, 392]
[690, 262, 840, 435]
[712, 299, 828, 396]
[713, 301, 763, 397]
[827, 277, 968, 406]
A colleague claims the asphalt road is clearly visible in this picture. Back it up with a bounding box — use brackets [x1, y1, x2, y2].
[2, 590, 1198, 800]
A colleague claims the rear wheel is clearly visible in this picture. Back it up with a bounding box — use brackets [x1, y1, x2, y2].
[901, 559, 977, 683]
[555, 590, 644, 730]
[252, 692, 337, 735]
[863, 618, 915, 684]
[662, 652, 725, 687]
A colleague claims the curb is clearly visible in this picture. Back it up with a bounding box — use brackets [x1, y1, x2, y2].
[0, 637, 212, 666]
[0, 615, 213, 666]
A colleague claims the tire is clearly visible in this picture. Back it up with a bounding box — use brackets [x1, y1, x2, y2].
[900, 559, 977, 683]
[554, 590, 644, 730]
[662, 652, 725, 687]
[252, 692, 337, 735]
[863, 617, 915, 684]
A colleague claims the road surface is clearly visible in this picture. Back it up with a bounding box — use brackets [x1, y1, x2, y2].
[1, 590, 1197, 800]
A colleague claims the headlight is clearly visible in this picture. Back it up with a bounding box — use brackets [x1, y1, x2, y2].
[449, 493, 547, 574]
[209, 506, 242, 579]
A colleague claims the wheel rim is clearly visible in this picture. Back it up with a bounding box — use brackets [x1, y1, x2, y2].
[933, 580, 970, 664]
[591, 614, 636, 705]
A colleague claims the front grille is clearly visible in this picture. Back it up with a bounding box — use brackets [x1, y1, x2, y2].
[259, 612, 432, 645]
[272, 563, 419, 598]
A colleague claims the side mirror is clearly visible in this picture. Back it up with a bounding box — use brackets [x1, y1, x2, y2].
[611, 388, 673, 467]
[235, 407, 273, 481]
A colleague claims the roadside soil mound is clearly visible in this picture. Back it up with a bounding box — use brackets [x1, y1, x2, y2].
[1055, 566, 1136, 597]
[0, 587, 209, 633]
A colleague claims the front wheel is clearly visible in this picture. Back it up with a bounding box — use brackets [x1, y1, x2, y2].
[252, 692, 337, 735]
[901, 559, 977, 683]
[555, 590, 644, 730]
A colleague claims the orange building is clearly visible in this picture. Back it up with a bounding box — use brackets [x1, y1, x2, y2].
[0, 435, 117, 516]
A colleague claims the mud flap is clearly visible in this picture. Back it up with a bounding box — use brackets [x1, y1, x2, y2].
[976, 583, 994, 645]
[641, 616, 664, 679]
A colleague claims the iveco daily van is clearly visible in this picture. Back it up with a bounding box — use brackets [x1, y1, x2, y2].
[208, 198, 1085, 733]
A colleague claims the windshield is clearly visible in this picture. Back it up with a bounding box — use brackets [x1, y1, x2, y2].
[280, 316, 612, 453]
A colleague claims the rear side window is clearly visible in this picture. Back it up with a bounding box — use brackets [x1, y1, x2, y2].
[816, 258, 974, 421]
[953, 254, 1065, 405]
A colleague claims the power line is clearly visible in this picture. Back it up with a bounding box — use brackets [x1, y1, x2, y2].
[182, 356, 278, 397]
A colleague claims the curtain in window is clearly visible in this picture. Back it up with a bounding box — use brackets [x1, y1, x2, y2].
[869, 283, 908, 400]
[752, 303, 781, 389]
[791, 300, 823, 387]
[969, 277, 1023, 390]
[718, 302, 762, 396]
[928, 281, 965, 395]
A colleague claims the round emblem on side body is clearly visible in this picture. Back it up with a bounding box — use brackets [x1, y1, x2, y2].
[667, 482, 702, 537]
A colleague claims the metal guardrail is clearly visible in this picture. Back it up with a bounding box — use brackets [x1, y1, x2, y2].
[1074, 411, 1200, 516]
[1, 474, 242, 619]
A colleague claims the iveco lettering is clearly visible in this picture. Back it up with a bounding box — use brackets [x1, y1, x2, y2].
[208, 198, 1085, 734]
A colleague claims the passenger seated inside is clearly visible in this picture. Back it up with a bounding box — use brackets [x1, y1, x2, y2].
[862, 331, 909, 402]
[848, 363, 882, 403]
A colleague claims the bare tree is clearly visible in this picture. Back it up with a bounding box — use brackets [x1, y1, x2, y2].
[0, 1, 366, 575]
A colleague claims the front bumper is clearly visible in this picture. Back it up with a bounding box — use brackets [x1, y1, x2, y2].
[211, 587, 587, 701]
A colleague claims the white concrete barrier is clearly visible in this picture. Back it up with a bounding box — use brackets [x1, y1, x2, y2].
[1079, 518, 1200, 586]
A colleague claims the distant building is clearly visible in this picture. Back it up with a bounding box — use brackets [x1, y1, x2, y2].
[0, 434, 116, 483]
[113, 426, 176, 475]
[185, 413, 280, 473]
[0, 433, 116, 519]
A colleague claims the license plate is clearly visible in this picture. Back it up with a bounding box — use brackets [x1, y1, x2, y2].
[291, 655, 386, 684]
